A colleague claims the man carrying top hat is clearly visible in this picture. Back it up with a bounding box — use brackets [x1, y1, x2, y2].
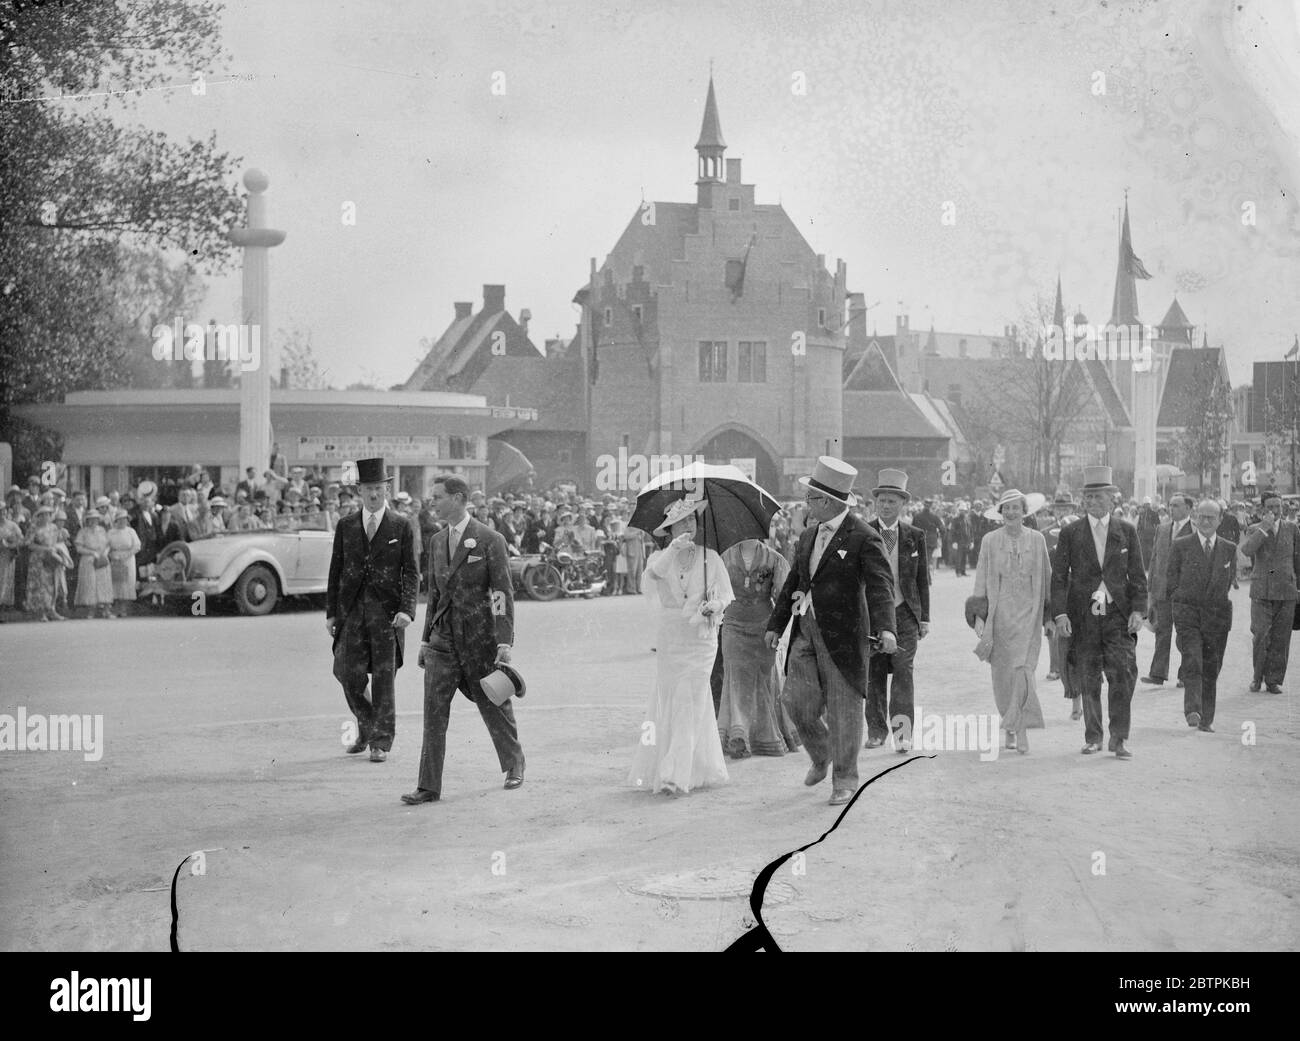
[865, 469, 930, 752]
[1050, 466, 1147, 758]
[766, 457, 898, 804]
[403, 473, 523, 804]
[326, 458, 419, 763]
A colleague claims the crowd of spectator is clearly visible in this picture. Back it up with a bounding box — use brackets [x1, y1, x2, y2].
[3, 457, 1293, 624]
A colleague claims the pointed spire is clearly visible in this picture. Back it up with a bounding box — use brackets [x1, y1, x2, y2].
[1053, 273, 1065, 330]
[1109, 199, 1151, 327]
[696, 76, 726, 150]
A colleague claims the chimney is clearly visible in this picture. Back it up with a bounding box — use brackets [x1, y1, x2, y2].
[519, 308, 531, 334]
[847, 292, 867, 342]
[454, 301, 473, 320]
[280, 366, 290, 389]
[725, 157, 741, 184]
[483, 284, 505, 312]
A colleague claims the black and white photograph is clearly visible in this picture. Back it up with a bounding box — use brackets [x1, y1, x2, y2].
[1, 0, 1298, 972]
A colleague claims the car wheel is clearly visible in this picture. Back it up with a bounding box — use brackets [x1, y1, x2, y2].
[233, 564, 279, 616]
[524, 563, 562, 602]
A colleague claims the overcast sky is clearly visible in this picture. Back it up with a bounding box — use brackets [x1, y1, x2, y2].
[120, 0, 1300, 389]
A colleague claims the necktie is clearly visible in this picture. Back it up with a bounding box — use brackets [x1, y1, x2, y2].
[811, 524, 831, 573]
[881, 526, 897, 554]
[365, 513, 377, 542]
[1203, 537, 1213, 568]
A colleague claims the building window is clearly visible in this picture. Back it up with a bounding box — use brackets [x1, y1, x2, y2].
[603, 307, 613, 326]
[958, 338, 968, 358]
[738, 341, 767, 383]
[447, 435, 476, 460]
[621, 432, 630, 448]
[728, 197, 740, 211]
[947, 384, 961, 405]
[699, 340, 727, 382]
[557, 448, 572, 465]
[817, 308, 826, 328]
[631, 305, 642, 323]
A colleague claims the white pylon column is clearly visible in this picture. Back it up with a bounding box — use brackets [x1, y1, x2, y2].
[228, 169, 286, 480]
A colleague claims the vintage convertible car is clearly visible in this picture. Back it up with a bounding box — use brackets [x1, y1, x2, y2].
[150, 519, 333, 615]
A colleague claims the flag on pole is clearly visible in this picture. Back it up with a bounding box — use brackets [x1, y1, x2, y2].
[1286, 334, 1299, 361]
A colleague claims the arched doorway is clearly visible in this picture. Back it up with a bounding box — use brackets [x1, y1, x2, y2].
[693, 426, 781, 496]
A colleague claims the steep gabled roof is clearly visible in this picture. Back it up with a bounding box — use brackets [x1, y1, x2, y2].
[844, 339, 907, 391]
[1158, 347, 1225, 427]
[843, 390, 948, 439]
[1082, 359, 1132, 427]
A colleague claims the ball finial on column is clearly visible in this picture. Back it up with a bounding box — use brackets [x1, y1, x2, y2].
[244, 169, 269, 193]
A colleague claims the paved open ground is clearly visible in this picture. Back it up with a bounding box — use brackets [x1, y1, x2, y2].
[1, 569, 1297, 951]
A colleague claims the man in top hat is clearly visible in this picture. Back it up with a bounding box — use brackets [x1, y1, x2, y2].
[325, 457, 419, 764]
[1165, 499, 1237, 732]
[1050, 466, 1147, 758]
[1238, 491, 1300, 694]
[766, 457, 898, 805]
[865, 469, 930, 753]
[403, 474, 524, 804]
[1141, 493, 1193, 688]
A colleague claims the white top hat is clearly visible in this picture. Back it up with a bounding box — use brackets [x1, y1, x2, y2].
[798, 456, 857, 501]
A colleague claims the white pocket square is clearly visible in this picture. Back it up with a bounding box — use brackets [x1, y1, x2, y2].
[910, 551, 918, 557]
[388, 539, 398, 544]
[468, 554, 483, 563]
[837, 549, 847, 559]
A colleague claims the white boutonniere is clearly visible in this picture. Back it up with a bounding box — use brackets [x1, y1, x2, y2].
[463, 537, 476, 549]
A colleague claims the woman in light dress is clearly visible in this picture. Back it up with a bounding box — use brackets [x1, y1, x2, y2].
[25, 505, 64, 621]
[717, 538, 798, 757]
[972, 489, 1052, 753]
[107, 509, 142, 616]
[627, 497, 734, 795]
[0, 504, 24, 617]
[74, 509, 115, 618]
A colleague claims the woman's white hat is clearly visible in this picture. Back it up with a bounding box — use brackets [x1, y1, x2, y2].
[653, 496, 707, 536]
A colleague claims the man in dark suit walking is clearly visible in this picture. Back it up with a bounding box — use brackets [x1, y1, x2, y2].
[766, 457, 897, 805]
[948, 502, 973, 576]
[326, 457, 418, 763]
[1239, 493, 1299, 693]
[402, 475, 524, 804]
[864, 469, 930, 752]
[1051, 466, 1147, 759]
[1141, 493, 1193, 687]
[1166, 499, 1236, 732]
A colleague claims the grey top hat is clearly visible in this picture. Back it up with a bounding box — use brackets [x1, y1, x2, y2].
[871, 468, 911, 500]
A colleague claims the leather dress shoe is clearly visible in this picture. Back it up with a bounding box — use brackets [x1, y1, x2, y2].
[504, 769, 524, 790]
[345, 739, 367, 754]
[1080, 743, 1102, 755]
[400, 789, 439, 805]
[1186, 711, 1201, 728]
[1198, 723, 1215, 733]
[1140, 675, 1166, 686]
[1266, 684, 1282, 694]
[804, 760, 829, 786]
[828, 788, 854, 806]
[1176, 680, 1184, 688]
[1112, 742, 1132, 759]
[370, 747, 387, 762]
[896, 739, 912, 754]
[1249, 681, 1262, 693]
[864, 736, 885, 749]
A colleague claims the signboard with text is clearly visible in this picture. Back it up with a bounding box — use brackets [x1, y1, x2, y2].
[296, 436, 442, 462]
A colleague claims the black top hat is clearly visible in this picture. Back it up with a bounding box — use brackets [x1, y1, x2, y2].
[354, 458, 392, 485]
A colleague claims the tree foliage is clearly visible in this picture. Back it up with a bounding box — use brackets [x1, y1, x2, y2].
[963, 295, 1099, 489]
[1173, 356, 1233, 492]
[0, 0, 242, 475]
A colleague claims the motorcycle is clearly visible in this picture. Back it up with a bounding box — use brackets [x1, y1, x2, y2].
[510, 541, 605, 601]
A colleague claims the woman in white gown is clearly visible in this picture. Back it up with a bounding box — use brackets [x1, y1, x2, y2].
[627, 497, 734, 795]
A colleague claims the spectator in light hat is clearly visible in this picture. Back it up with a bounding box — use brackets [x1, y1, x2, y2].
[107, 508, 141, 614]
[74, 506, 115, 618]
